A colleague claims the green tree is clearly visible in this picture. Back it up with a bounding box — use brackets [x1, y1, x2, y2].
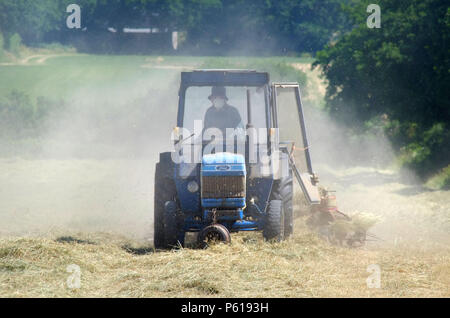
[315, 0, 450, 177]
[8, 33, 22, 55]
[0, 0, 352, 54]
[0, 0, 63, 44]
[0, 30, 4, 60]
[180, 0, 351, 54]
[262, 0, 351, 53]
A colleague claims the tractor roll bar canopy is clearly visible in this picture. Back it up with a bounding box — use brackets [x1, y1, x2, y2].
[180, 70, 270, 87]
[177, 70, 271, 127]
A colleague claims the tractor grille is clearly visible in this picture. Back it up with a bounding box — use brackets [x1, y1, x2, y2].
[201, 176, 246, 198]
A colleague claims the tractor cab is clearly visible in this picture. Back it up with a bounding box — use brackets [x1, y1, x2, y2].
[154, 70, 320, 248]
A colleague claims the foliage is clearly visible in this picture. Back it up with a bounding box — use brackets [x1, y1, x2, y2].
[0, 30, 4, 59]
[0, 90, 35, 138]
[426, 165, 450, 190]
[0, 0, 64, 45]
[8, 33, 22, 55]
[314, 0, 450, 178]
[176, 0, 351, 54]
[37, 42, 76, 53]
[200, 58, 308, 93]
[0, 0, 352, 54]
[398, 123, 450, 177]
[0, 90, 66, 139]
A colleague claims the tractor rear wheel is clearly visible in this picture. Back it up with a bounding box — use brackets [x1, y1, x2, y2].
[280, 173, 293, 238]
[197, 224, 231, 248]
[154, 160, 178, 249]
[272, 171, 293, 238]
[263, 200, 285, 241]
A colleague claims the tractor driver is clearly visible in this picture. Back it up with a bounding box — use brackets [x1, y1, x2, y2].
[203, 86, 243, 139]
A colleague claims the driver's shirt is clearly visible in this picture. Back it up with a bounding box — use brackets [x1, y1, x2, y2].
[203, 104, 242, 137]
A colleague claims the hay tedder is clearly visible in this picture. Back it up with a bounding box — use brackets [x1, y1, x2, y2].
[154, 70, 366, 248]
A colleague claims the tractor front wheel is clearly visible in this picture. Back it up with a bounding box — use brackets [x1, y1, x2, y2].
[197, 224, 231, 248]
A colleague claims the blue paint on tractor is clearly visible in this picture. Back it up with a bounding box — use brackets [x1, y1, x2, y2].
[201, 152, 246, 210]
[173, 148, 274, 237]
[247, 177, 273, 213]
[231, 220, 261, 231]
[202, 198, 246, 209]
[202, 152, 245, 165]
[201, 164, 245, 177]
[174, 175, 201, 213]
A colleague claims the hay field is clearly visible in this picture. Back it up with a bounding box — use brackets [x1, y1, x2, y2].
[0, 54, 449, 297]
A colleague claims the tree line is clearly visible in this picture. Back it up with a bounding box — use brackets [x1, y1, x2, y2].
[0, 0, 350, 54]
[314, 0, 449, 181]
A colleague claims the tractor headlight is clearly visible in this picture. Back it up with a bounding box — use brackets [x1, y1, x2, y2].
[187, 180, 199, 193]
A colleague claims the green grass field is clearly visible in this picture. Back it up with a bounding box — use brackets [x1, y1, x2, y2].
[0, 54, 313, 100]
[1, 55, 185, 101]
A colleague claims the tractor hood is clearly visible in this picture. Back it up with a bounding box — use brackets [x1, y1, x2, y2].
[201, 152, 246, 209]
[201, 153, 246, 177]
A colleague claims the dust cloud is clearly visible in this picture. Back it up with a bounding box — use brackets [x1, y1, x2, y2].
[0, 66, 179, 241]
[0, 60, 448, 248]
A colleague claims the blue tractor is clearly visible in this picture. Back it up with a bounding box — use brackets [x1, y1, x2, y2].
[154, 70, 323, 248]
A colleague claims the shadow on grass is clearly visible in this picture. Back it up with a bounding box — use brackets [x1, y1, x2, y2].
[55, 236, 96, 245]
[121, 244, 155, 255]
[122, 243, 191, 254]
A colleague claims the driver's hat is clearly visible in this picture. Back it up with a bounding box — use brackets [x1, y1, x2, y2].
[208, 86, 228, 101]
